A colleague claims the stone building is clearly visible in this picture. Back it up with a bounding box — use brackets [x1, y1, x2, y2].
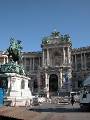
[0, 51, 8, 64]
[71, 46, 90, 91]
[0, 31, 90, 97]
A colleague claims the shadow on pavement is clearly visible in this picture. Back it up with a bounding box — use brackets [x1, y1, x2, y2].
[29, 107, 90, 113]
[0, 115, 23, 120]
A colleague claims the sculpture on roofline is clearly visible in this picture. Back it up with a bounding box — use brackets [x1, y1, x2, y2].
[51, 31, 60, 37]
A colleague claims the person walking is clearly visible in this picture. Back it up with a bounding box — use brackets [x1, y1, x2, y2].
[70, 95, 75, 106]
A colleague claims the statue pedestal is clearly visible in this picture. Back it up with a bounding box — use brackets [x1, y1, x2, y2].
[3, 73, 32, 106]
[0, 39, 32, 106]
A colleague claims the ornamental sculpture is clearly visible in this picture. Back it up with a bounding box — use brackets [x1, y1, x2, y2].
[51, 31, 60, 37]
[7, 38, 22, 62]
[0, 38, 25, 75]
[42, 31, 72, 46]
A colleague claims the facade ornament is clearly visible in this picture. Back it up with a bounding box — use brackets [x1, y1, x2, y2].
[51, 31, 60, 37]
[42, 37, 50, 44]
[41, 31, 72, 46]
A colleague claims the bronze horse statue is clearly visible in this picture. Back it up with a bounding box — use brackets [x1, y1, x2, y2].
[7, 38, 22, 63]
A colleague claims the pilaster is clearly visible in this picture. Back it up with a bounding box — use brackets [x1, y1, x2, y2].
[84, 53, 86, 70]
[67, 47, 71, 64]
[45, 73, 49, 98]
[75, 54, 77, 71]
[47, 48, 50, 66]
[33, 57, 34, 70]
[42, 50, 45, 66]
[3, 57, 5, 64]
[63, 47, 65, 64]
[81, 53, 83, 69]
[60, 68, 63, 88]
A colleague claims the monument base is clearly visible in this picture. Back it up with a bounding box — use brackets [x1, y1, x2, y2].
[0, 73, 32, 106]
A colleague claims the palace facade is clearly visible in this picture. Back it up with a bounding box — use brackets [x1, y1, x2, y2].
[0, 31, 90, 97]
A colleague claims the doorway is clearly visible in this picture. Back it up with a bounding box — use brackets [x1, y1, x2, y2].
[49, 74, 58, 95]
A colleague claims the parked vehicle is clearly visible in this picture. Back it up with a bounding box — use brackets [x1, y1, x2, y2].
[79, 77, 90, 111]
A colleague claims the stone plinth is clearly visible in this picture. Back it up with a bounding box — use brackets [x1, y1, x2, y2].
[0, 73, 32, 106]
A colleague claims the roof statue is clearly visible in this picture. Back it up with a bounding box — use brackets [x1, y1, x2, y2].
[51, 31, 60, 37]
[7, 38, 23, 62]
[42, 31, 72, 46]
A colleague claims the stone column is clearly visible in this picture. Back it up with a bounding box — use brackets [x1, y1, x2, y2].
[84, 53, 86, 70]
[67, 69, 72, 92]
[33, 57, 34, 70]
[7, 56, 8, 63]
[60, 68, 63, 88]
[45, 73, 49, 98]
[75, 55, 77, 71]
[24, 57, 26, 70]
[3, 57, 5, 64]
[47, 48, 50, 66]
[39, 57, 41, 67]
[29, 58, 31, 70]
[63, 47, 65, 64]
[67, 47, 71, 64]
[71, 55, 73, 68]
[28, 58, 30, 71]
[81, 53, 83, 69]
[42, 50, 45, 66]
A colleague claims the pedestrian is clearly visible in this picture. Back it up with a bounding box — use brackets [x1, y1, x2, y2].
[70, 95, 75, 106]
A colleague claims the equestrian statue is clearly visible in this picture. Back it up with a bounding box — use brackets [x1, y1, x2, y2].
[7, 38, 23, 63]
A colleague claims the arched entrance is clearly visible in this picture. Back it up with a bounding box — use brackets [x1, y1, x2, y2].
[49, 74, 58, 96]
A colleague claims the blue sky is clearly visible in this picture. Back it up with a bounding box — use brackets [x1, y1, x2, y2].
[0, 0, 90, 52]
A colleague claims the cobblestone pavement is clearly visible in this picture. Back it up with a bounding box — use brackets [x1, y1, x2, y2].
[0, 103, 90, 120]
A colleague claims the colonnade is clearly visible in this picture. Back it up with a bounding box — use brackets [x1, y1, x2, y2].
[72, 53, 87, 71]
[23, 57, 41, 71]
